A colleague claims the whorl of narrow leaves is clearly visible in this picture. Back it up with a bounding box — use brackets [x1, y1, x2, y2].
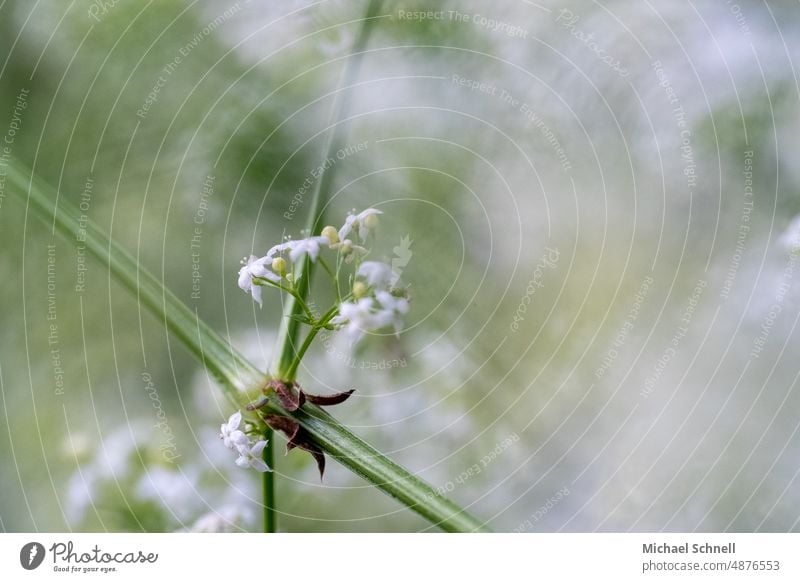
[248, 380, 355, 478]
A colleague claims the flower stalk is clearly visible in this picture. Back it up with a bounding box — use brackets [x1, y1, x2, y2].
[262, 431, 276, 533]
[271, 0, 384, 380]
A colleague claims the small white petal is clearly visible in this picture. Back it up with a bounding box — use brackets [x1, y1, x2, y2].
[345, 325, 366, 344]
[781, 215, 800, 251]
[223, 430, 249, 450]
[338, 214, 358, 241]
[250, 440, 268, 456]
[288, 236, 329, 262]
[220, 412, 251, 448]
[237, 265, 252, 291]
[237, 256, 275, 306]
[356, 208, 382, 220]
[358, 261, 394, 289]
[227, 411, 242, 430]
[251, 285, 263, 307]
[333, 298, 384, 345]
[375, 291, 409, 333]
[375, 291, 408, 313]
[250, 458, 271, 473]
[338, 208, 382, 242]
[233, 439, 272, 472]
[355, 208, 382, 241]
[234, 437, 252, 454]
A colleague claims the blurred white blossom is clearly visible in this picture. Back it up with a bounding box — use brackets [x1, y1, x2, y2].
[358, 261, 394, 289]
[338, 208, 382, 242]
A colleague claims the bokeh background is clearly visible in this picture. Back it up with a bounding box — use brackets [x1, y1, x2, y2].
[1, 0, 800, 532]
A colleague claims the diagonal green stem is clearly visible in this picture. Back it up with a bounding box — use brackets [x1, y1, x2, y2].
[7, 158, 488, 532]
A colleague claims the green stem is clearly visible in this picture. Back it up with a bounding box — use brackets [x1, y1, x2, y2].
[285, 329, 321, 382]
[285, 305, 341, 381]
[272, 0, 383, 378]
[263, 430, 276, 533]
[317, 256, 340, 300]
[258, 278, 315, 321]
[256, 0, 384, 517]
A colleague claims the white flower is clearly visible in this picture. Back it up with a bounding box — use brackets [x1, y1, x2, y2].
[235, 440, 271, 472]
[135, 467, 198, 521]
[220, 411, 249, 450]
[780, 214, 800, 252]
[66, 470, 96, 524]
[331, 297, 378, 344]
[287, 235, 330, 262]
[335, 238, 368, 263]
[265, 241, 294, 259]
[338, 208, 382, 242]
[375, 290, 410, 333]
[238, 255, 279, 306]
[222, 411, 271, 472]
[332, 288, 410, 344]
[338, 214, 358, 241]
[188, 506, 249, 533]
[358, 261, 394, 289]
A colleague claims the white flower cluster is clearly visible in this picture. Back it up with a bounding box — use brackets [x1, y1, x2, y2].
[237, 207, 410, 345]
[219, 411, 271, 473]
[237, 208, 382, 306]
[332, 262, 410, 344]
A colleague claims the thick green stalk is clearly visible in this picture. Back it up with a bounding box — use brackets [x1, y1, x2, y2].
[6, 158, 488, 532]
[271, 0, 383, 378]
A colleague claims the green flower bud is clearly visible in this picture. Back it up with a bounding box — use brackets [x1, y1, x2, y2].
[352, 281, 368, 298]
[363, 212, 380, 231]
[272, 257, 287, 276]
[322, 225, 339, 245]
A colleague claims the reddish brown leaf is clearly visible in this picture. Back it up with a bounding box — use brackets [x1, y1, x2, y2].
[263, 414, 300, 441]
[302, 389, 355, 407]
[263, 414, 327, 480]
[273, 381, 305, 411]
[307, 444, 326, 480]
[287, 434, 326, 480]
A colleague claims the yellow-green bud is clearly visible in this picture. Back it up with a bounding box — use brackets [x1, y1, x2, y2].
[363, 213, 380, 231]
[352, 281, 367, 298]
[272, 257, 287, 276]
[322, 225, 339, 245]
[340, 239, 353, 254]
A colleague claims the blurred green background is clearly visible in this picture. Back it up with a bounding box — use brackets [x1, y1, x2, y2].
[2, 0, 800, 532]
